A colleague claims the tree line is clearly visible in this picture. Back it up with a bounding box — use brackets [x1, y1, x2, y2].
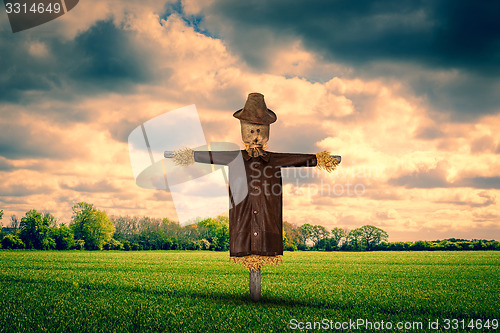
[0, 206, 499, 251]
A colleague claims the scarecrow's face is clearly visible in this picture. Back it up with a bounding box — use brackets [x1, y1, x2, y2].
[240, 120, 269, 146]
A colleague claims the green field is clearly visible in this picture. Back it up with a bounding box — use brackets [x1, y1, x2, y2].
[0, 251, 499, 332]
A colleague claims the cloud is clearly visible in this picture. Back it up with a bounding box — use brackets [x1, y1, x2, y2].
[59, 180, 121, 193]
[151, 190, 172, 201]
[0, 36, 56, 103]
[191, 0, 500, 119]
[67, 20, 155, 86]
[472, 211, 499, 223]
[0, 157, 15, 171]
[198, 0, 500, 73]
[414, 125, 445, 140]
[389, 163, 450, 188]
[470, 135, 497, 154]
[391, 224, 500, 242]
[0, 116, 78, 160]
[391, 163, 500, 190]
[363, 188, 403, 201]
[272, 122, 329, 154]
[458, 177, 500, 190]
[411, 69, 500, 120]
[435, 191, 496, 208]
[0, 19, 158, 105]
[0, 183, 53, 197]
[375, 209, 400, 220]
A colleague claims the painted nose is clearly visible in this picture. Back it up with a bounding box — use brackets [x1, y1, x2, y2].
[254, 138, 258, 143]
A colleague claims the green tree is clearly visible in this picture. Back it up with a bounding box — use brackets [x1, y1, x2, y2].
[19, 210, 56, 249]
[197, 216, 229, 251]
[283, 226, 297, 251]
[2, 234, 25, 249]
[70, 202, 115, 250]
[360, 225, 389, 250]
[215, 216, 229, 251]
[347, 228, 365, 251]
[298, 223, 314, 249]
[330, 227, 347, 249]
[53, 225, 75, 250]
[103, 238, 123, 250]
[283, 221, 300, 250]
[311, 225, 329, 249]
[9, 215, 20, 234]
[412, 240, 431, 251]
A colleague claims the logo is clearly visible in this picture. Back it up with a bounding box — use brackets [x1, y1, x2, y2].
[128, 105, 247, 226]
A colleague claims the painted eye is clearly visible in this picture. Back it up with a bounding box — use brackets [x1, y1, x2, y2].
[257, 129, 260, 133]
[251, 130, 254, 133]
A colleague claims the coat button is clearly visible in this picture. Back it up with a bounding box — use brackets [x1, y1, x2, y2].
[253, 210, 258, 214]
[254, 232, 258, 236]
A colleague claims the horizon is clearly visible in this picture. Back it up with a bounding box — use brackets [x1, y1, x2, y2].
[1, 205, 498, 243]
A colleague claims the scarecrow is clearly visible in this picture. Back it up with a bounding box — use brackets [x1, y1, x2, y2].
[170, 93, 340, 300]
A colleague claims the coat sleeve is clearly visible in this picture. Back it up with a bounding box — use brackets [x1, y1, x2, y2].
[194, 150, 241, 165]
[272, 153, 317, 168]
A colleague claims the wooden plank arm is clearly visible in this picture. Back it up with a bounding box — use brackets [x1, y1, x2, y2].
[165, 150, 341, 164]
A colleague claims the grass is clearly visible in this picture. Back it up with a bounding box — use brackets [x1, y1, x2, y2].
[0, 251, 499, 332]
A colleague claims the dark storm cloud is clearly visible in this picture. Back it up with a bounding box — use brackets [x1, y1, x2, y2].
[202, 0, 500, 118]
[67, 20, 153, 86]
[0, 34, 55, 103]
[411, 71, 500, 120]
[206, 0, 500, 73]
[0, 19, 156, 105]
[0, 157, 15, 171]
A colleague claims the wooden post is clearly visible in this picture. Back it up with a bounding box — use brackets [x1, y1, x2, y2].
[249, 268, 261, 301]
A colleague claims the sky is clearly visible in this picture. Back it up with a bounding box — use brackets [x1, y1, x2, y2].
[0, 0, 499, 241]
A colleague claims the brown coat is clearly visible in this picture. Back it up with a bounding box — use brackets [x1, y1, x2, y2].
[194, 150, 317, 256]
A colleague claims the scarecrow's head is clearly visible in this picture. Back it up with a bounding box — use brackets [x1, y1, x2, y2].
[240, 120, 269, 146]
[233, 93, 276, 148]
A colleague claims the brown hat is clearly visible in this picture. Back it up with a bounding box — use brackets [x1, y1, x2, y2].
[233, 93, 277, 124]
